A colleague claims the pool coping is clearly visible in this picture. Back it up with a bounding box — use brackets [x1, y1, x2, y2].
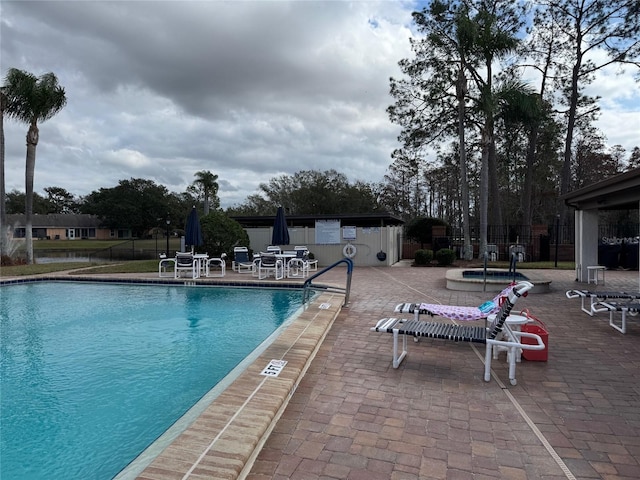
[2, 275, 345, 480]
[132, 290, 343, 480]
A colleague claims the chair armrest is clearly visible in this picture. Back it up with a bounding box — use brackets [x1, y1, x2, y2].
[592, 301, 615, 313]
[500, 331, 546, 350]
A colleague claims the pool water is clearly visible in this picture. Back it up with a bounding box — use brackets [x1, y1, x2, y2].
[462, 269, 529, 280]
[0, 282, 304, 480]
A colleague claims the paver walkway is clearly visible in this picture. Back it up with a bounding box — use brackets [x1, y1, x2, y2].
[248, 266, 640, 480]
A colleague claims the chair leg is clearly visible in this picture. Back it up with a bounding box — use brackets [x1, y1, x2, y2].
[507, 347, 517, 386]
[609, 310, 627, 334]
[392, 329, 408, 368]
[582, 296, 595, 316]
[484, 343, 493, 382]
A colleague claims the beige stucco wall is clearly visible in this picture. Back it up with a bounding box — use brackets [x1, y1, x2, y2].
[244, 225, 403, 267]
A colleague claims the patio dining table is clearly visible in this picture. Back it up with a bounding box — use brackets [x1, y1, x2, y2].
[193, 253, 209, 278]
[255, 252, 298, 279]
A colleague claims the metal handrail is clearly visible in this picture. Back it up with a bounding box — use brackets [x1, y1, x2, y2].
[302, 257, 354, 308]
[509, 252, 519, 282]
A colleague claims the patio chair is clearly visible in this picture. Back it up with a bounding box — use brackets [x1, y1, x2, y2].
[287, 249, 309, 278]
[591, 300, 640, 334]
[394, 284, 516, 322]
[232, 247, 254, 273]
[372, 281, 542, 385]
[486, 244, 498, 261]
[565, 289, 640, 316]
[158, 253, 175, 278]
[205, 253, 227, 278]
[174, 253, 198, 279]
[257, 253, 284, 280]
[295, 245, 317, 271]
[266, 245, 281, 254]
[509, 244, 526, 262]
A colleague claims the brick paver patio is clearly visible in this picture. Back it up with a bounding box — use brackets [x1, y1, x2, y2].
[247, 265, 640, 480]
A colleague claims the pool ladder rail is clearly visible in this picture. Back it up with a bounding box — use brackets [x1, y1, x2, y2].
[302, 258, 353, 308]
[481, 250, 521, 292]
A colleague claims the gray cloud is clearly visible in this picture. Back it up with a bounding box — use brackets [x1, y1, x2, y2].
[2, 1, 637, 209]
[2, 0, 415, 207]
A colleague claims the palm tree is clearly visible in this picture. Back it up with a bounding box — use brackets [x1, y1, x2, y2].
[3, 68, 66, 264]
[456, 1, 524, 255]
[191, 170, 219, 215]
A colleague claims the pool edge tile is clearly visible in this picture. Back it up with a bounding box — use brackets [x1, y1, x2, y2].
[133, 292, 343, 480]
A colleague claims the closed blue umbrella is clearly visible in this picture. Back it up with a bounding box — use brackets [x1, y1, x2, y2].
[271, 206, 290, 246]
[184, 206, 204, 252]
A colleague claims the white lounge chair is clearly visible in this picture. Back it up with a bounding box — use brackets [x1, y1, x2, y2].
[592, 300, 640, 334]
[372, 281, 543, 386]
[565, 289, 640, 316]
[394, 284, 516, 322]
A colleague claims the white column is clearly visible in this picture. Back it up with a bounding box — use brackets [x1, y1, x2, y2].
[575, 209, 599, 282]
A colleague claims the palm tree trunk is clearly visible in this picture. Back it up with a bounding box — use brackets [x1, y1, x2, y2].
[479, 127, 490, 258]
[522, 125, 538, 227]
[488, 135, 503, 227]
[25, 122, 38, 264]
[0, 98, 6, 250]
[456, 67, 472, 260]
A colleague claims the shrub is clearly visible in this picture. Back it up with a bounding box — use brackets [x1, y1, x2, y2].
[414, 249, 433, 265]
[200, 211, 250, 257]
[435, 248, 456, 266]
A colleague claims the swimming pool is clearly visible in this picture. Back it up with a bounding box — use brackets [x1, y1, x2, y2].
[0, 281, 305, 480]
[462, 269, 529, 280]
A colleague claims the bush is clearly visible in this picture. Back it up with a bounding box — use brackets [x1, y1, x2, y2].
[414, 249, 433, 265]
[200, 211, 250, 257]
[435, 248, 456, 266]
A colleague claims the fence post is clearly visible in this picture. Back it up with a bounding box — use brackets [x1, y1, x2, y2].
[554, 215, 560, 267]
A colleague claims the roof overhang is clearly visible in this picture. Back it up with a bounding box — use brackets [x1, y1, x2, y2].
[230, 212, 405, 228]
[562, 168, 640, 211]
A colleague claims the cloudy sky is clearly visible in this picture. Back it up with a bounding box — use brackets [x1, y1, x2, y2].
[1, 1, 638, 209]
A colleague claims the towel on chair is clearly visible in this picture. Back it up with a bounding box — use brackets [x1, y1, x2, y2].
[418, 284, 515, 322]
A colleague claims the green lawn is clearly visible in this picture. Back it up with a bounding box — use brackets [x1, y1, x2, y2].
[1, 260, 160, 277]
[31, 238, 182, 251]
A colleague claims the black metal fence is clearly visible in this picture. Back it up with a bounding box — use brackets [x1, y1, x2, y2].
[406, 223, 638, 262]
[87, 239, 160, 262]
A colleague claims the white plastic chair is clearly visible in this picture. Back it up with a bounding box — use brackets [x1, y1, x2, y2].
[158, 253, 175, 277]
[294, 246, 317, 271]
[258, 253, 284, 280]
[233, 247, 254, 273]
[174, 253, 198, 278]
[206, 253, 226, 277]
[286, 249, 309, 278]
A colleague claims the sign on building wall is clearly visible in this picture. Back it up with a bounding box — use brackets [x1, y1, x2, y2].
[342, 226, 356, 240]
[315, 219, 341, 244]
